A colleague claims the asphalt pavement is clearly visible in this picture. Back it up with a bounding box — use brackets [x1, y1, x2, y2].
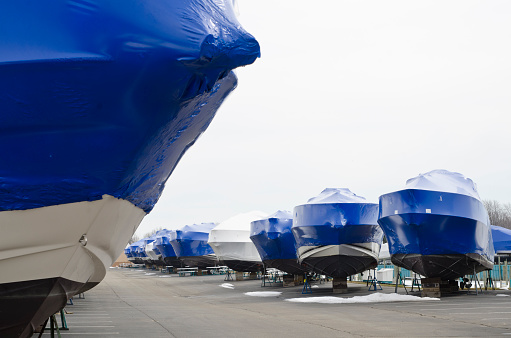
[40, 267, 511, 337]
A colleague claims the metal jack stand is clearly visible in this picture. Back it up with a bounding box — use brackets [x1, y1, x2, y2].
[224, 269, 233, 281]
[368, 277, 382, 291]
[37, 314, 61, 338]
[469, 266, 483, 295]
[59, 309, 69, 331]
[302, 275, 312, 294]
[410, 273, 421, 292]
[485, 270, 495, 290]
[394, 270, 409, 295]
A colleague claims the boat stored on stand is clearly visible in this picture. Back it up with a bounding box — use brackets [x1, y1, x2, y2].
[292, 188, 384, 279]
[250, 210, 309, 275]
[209, 211, 268, 272]
[377, 169, 494, 280]
[170, 223, 218, 270]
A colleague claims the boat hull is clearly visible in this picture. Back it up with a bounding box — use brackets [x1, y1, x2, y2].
[262, 259, 309, 275]
[391, 253, 493, 280]
[378, 189, 494, 279]
[221, 260, 263, 273]
[0, 277, 82, 338]
[0, 195, 146, 337]
[179, 254, 218, 270]
[208, 241, 263, 272]
[297, 243, 380, 278]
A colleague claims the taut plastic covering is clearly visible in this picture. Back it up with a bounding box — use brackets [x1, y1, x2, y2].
[169, 222, 216, 258]
[0, 1, 260, 213]
[293, 188, 383, 248]
[208, 211, 268, 262]
[492, 225, 511, 254]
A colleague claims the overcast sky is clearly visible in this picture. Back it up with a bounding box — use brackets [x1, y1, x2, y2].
[135, 0, 511, 237]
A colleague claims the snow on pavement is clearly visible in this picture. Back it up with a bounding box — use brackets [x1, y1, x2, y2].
[285, 293, 439, 304]
[244, 291, 282, 297]
[220, 283, 235, 289]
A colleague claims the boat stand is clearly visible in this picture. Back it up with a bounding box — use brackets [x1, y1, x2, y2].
[394, 270, 409, 295]
[224, 269, 233, 281]
[37, 313, 63, 338]
[302, 274, 312, 294]
[485, 270, 495, 290]
[410, 273, 421, 292]
[467, 266, 484, 295]
[368, 277, 382, 291]
[261, 267, 271, 287]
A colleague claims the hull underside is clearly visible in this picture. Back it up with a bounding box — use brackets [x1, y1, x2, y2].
[0, 277, 83, 338]
[0, 195, 146, 337]
[263, 259, 309, 275]
[180, 255, 218, 270]
[298, 244, 379, 278]
[392, 253, 493, 280]
[163, 257, 184, 268]
[222, 259, 263, 272]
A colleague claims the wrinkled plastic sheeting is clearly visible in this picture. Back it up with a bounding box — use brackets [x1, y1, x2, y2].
[154, 230, 178, 259]
[492, 225, 511, 253]
[292, 188, 383, 248]
[169, 222, 216, 257]
[250, 210, 299, 261]
[378, 170, 494, 261]
[404, 169, 481, 200]
[0, 1, 260, 213]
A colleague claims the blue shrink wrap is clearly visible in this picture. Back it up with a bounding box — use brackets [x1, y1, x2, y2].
[169, 222, 216, 259]
[292, 188, 383, 278]
[0, 0, 260, 213]
[491, 225, 511, 254]
[378, 169, 494, 279]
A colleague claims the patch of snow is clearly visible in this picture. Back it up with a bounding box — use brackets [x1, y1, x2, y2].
[312, 285, 319, 288]
[496, 294, 510, 297]
[285, 293, 439, 304]
[220, 283, 235, 289]
[244, 291, 282, 297]
[144, 273, 156, 276]
[158, 276, 172, 278]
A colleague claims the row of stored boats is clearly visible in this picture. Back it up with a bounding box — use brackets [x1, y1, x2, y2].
[127, 169, 509, 282]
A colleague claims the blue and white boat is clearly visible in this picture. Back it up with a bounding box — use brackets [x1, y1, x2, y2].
[154, 230, 183, 268]
[491, 225, 511, 255]
[170, 223, 218, 269]
[378, 170, 494, 279]
[250, 210, 309, 275]
[292, 188, 383, 278]
[0, 1, 259, 336]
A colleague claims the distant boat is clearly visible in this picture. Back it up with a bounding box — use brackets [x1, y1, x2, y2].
[378, 169, 494, 279]
[170, 223, 218, 269]
[154, 230, 183, 268]
[292, 188, 383, 278]
[209, 211, 268, 272]
[0, 1, 259, 336]
[491, 225, 511, 255]
[250, 210, 309, 275]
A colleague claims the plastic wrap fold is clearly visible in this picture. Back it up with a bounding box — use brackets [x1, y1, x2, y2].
[292, 188, 383, 248]
[0, 0, 260, 213]
[250, 210, 297, 261]
[169, 222, 216, 258]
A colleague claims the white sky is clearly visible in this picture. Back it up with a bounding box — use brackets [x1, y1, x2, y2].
[135, 0, 511, 236]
